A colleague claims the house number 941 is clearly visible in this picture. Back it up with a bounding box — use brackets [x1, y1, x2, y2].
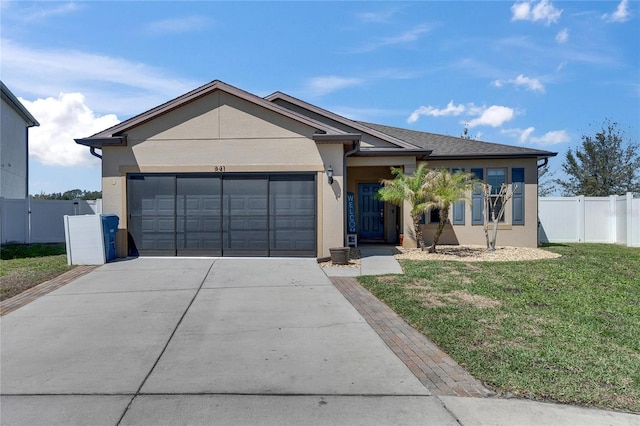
[214, 166, 226, 172]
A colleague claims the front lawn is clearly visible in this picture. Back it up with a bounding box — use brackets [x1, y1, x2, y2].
[1, 244, 74, 301]
[358, 244, 640, 413]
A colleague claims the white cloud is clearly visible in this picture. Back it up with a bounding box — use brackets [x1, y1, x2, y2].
[502, 127, 569, 145]
[1, 39, 199, 116]
[356, 9, 397, 23]
[467, 106, 515, 128]
[20, 93, 120, 167]
[407, 102, 515, 128]
[531, 130, 570, 145]
[306, 76, 364, 96]
[407, 101, 465, 123]
[556, 28, 569, 43]
[351, 24, 430, 53]
[144, 16, 211, 34]
[514, 74, 545, 92]
[602, 0, 630, 23]
[511, 0, 562, 25]
[12, 2, 80, 22]
[492, 74, 545, 93]
[502, 127, 535, 143]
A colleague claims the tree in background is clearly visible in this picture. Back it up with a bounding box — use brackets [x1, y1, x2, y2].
[537, 163, 555, 197]
[376, 164, 431, 249]
[423, 169, 475, 253]
[555, 120, 640, 196]
[32, 189, 102, 200]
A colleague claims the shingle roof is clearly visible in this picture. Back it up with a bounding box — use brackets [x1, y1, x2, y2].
[358, 121, 556, 160]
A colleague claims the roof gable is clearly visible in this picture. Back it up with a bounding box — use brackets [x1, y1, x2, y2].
[266, 92, 421, 150]
[86, 80, 345, 140]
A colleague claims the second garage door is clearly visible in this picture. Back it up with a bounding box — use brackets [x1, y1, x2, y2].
[127, 173, 316, 257]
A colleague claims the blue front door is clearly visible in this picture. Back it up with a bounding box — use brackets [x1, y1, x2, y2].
[358, 183, 384, 240]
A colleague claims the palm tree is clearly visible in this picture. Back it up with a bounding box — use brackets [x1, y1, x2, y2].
[423, 169, 475, 253]
[376, 164, 431, 249]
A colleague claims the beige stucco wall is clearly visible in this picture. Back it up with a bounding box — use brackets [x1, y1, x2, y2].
[101, 90, 344, 258]
[418, 158, 540, 248]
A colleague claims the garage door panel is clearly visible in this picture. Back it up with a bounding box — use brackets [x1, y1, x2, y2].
[129, 174, 315, 257]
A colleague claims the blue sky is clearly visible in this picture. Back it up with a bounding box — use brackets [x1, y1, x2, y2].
[2, 0, 638, 195]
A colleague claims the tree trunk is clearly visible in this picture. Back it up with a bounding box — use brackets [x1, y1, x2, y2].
[412, 214, 425, 249]
[429, 205, 449, 253]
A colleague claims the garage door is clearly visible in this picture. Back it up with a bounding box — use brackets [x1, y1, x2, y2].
[127, 173, 316, 257]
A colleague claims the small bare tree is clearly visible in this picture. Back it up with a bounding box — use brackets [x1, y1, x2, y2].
[482, 183, 516, 251]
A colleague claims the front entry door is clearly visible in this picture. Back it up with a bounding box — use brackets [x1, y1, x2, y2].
[358, 183, 384, 240]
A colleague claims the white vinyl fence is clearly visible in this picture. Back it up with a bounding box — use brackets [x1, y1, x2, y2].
[0, 197, 102, 244]
[539, 193, 639, 247]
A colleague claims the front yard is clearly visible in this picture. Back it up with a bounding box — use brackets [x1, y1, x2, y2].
[359, 244, 640, 413]
[0, 244, 74, 301]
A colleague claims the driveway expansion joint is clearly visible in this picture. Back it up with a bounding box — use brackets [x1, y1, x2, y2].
[115, 260, 217, 426]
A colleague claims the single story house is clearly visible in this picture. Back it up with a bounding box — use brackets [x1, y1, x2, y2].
[76, 80, 556, 258]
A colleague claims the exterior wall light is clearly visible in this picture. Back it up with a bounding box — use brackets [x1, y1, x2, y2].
[327, 165, 334, 184]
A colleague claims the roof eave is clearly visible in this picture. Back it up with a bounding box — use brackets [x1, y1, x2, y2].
[355, 148, 432, 160]
[1, 81, 40, 127]
[313, 133, 362, 144]
[427, 152, 558, 160]
[74, 136, 128, 149]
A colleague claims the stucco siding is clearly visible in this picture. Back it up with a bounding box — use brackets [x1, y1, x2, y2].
[100, 89, 334, 257]
[418, 158, 540, 248]
[1, 98, 29, 198]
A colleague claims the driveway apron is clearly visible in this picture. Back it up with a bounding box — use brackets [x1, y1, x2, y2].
[1, 257, 454, 425]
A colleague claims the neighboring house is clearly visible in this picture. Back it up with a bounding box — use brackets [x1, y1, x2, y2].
[75, 80, 556, 258]
[1, 82, 40, 199]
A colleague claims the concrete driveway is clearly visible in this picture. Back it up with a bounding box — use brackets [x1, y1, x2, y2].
[0, 258, 455, 425]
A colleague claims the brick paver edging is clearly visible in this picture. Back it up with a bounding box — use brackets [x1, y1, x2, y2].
[1, 265, 98, 316]
[330, 276, 493, 398]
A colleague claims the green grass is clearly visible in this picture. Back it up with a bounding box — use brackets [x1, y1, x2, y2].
[1, 244, 74, 301]
[358, 244, 640, 413]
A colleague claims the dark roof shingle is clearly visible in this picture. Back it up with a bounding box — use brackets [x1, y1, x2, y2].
[358, 121, 556, 159]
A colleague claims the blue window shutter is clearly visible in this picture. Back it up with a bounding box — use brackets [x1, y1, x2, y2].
[452, 168, 465, 225]
[512, 168, 525, 225]
[471, 168, 484, 225]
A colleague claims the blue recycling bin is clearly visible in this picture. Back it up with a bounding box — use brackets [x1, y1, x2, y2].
[101, 214, 119, 262]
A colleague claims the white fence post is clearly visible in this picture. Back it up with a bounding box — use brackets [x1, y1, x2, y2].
[627, 192, 638, 248]
[577, 195, 585, 243]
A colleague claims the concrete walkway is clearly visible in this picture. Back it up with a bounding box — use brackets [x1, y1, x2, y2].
[322, 245, 404, 277]
[1, 256, 638, 425]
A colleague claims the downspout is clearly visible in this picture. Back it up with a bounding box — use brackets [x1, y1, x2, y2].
[536, 157, 549, 246]
[89, 147, 102, 159]
[343, 140, 360, 244]
[537, 158, 548, 169]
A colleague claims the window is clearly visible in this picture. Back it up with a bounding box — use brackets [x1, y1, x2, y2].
[487, 169, 506, 222]
[429, 208, 440, 224]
